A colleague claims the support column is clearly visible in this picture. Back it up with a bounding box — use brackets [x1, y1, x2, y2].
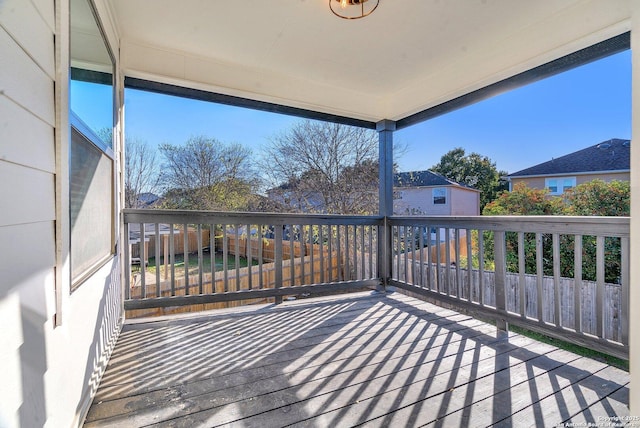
[377, 120, 396, 290]
[629, 4, 640, 415]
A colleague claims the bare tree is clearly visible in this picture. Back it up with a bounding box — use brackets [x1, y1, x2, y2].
[262, 121, 380, 214]
[159, 136, 258, 211]
[125, 138, 160, 208]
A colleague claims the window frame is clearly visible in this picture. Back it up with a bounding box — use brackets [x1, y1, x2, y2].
[69, 0, 117, 291]
[433, 187, 447, 205]
[545, 177, 576, 195]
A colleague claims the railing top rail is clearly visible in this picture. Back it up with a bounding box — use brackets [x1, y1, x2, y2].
[124, 208, 384, 226]
[389, 215, 629, 237]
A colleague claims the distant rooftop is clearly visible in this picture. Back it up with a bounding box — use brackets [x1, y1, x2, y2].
[394, 170, 478, 190]
[508, 138, 630, 178]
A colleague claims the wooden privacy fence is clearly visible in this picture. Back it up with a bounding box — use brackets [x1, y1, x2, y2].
[127, 252, 342, 318]
[124, 209, 382, 315]
[223, 235, 318, 262]
[395, 258, 623, 343]
[131, 228, 210, 260]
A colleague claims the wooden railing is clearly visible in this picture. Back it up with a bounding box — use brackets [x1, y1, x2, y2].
[388, 215, 630, 359]
[123, 210, 629, 359]
[124, 209, 382, 312]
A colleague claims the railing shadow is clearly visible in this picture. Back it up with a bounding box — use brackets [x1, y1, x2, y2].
[84, 291, 628, 427]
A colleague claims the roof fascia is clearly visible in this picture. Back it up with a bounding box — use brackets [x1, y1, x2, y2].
[124, 77, 378, 129]
[395, 32, 630, 130]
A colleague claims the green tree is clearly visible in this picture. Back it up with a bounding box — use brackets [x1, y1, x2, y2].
[482, 183, 563, 215]
[563, 179, 630, 216]
[431, 148, 508, 210]
[159, 136, 258, 211]
[481, 180, 628, 283]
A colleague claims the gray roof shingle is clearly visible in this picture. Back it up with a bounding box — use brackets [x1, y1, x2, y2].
[394, 170, 476, 189]
[508, 138, 630, 178]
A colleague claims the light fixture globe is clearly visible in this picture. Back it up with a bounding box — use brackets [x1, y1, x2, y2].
[329, 0, 379, 20]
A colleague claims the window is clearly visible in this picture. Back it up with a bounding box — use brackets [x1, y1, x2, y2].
[545, 177, 576, 195]
[433, 188, 446, 205]
[69, 0, 115, 287]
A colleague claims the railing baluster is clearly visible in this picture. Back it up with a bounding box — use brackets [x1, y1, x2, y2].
[292, 225, 296, 285]
[518, 232, 525, 317]
[402, 226, 409, 282]
[553, 233, 561, 327]
[328, 225, 333, 282]
[155, 223, 161, 297]
[360, 225, 365, 281]
[139, 222, 146, 299]
[299, 225, 305, 285]
[275, 224, 283, 304]
[235, 225, 240, 291]
[125, 222, 131, 299]
[310, 224, 315, 283]
[494, 230, 507, 331]
[183, 223, 189, 295]
[596, 235, 605, 339]
[223, 226, 228, 293]
[258, 224, 264, 289]
[197, 224, 203, 295]
[419, 226, 425, 288]
[466, 228, 472, 302]
[445, 228, 451, 295]
[337, 225, 343, 281]
[621, 236, 630, 346]
[426, 226, 432, 291]
[435, 227, 441, 294]
[170, 224, 175, 296]
[455, 228, 461, 298]
[319, 225, 325, 283]
[369, 225, 374, 279]
[478, 230, 484, 306]
[394, 226, 400, 282]
[536, 232, 544, 323]
[247, 224, 252, 290]
[210, 224, 216, 294]
[574, 234, 582, 333]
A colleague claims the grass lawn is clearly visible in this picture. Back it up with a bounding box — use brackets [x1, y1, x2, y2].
[134, 250, 258, 277]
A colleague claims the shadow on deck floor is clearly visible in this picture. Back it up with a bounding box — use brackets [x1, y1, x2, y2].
[84, 290, 629, 427]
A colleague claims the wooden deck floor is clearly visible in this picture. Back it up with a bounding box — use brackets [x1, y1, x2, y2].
[84, 291, 630, 427]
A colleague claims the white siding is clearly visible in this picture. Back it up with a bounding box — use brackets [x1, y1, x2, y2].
[0, 1, 123, 427]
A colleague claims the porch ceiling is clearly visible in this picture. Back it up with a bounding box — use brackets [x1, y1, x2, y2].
[107, 0, 630, 123]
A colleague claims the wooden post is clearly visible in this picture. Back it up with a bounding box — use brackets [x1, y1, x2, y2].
[377, 120, 395, 291]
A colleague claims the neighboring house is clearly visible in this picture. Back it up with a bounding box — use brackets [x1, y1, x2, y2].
[394, 170, 481, 216]
[135, 192, 161, 208]
[507, 138, 630, 195]
[268, 170, 481, 215]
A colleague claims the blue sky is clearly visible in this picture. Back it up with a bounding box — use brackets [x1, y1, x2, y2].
[119, 50, 630, 175]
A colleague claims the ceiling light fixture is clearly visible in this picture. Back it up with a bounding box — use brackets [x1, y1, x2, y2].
[329, 0, 379, 20]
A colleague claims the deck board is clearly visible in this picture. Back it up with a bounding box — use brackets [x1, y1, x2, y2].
[84, 291, 629, 427]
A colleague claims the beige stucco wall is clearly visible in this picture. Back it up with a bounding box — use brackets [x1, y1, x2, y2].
[450, 187, 481, 215]
[393, 186, 480, 216]
[510, 171, 630, 192]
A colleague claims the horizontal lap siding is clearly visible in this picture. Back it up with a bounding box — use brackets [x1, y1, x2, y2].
[0, 2, 56, 427]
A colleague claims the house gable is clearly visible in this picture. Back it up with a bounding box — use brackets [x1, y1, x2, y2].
[508, 138, 630, 179]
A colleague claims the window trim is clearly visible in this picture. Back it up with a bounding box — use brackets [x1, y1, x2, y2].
[433, 187, 447, 205]
[545, 177, 576, 195]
